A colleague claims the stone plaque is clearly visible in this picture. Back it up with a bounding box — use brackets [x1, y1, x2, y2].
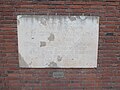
[17, 15, 99, 68]
[53, 71, 64, 78]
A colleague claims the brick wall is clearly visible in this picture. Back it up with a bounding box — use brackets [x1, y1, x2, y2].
[0, 0, 120, 90]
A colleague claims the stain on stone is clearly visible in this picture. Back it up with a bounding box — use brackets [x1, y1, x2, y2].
[48, 61, 57, 67]
[48, 33, 55, 41]
[40, 19, 47, 26]
[69, 16, 76, 21]
[29, 61, 32, 65]
[40, 41, 46, 47]
[97, 18, 99, 24]
[17, 20, 20, 25]
[72, 58, 74, 60]
[19, 53, 29, 67]
[79, 16, 88, 21]
[57, 56, 62, 62]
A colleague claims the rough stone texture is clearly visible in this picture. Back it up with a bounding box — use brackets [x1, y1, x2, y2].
[0, 0, 120, 90]
[17, 15, 99, 68]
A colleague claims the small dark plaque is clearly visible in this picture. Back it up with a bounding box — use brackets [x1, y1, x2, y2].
[53, 71, 64, 78]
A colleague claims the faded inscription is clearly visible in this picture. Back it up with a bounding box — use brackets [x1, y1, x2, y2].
[17, 15, 99, 68]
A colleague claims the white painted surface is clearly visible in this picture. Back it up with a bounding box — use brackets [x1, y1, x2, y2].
[17, 15, 99, 68]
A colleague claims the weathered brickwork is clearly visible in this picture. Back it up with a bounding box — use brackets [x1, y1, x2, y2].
[0, 0, 120, 90]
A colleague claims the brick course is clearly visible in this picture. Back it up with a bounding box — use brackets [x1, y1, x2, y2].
[0, 0, 120, 90]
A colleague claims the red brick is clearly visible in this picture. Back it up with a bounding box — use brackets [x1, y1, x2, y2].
[49, 1, 65, 5]
[0, 0, 120, 89]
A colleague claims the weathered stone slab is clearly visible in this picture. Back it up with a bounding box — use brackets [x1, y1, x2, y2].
[17, 15, 99, 68]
